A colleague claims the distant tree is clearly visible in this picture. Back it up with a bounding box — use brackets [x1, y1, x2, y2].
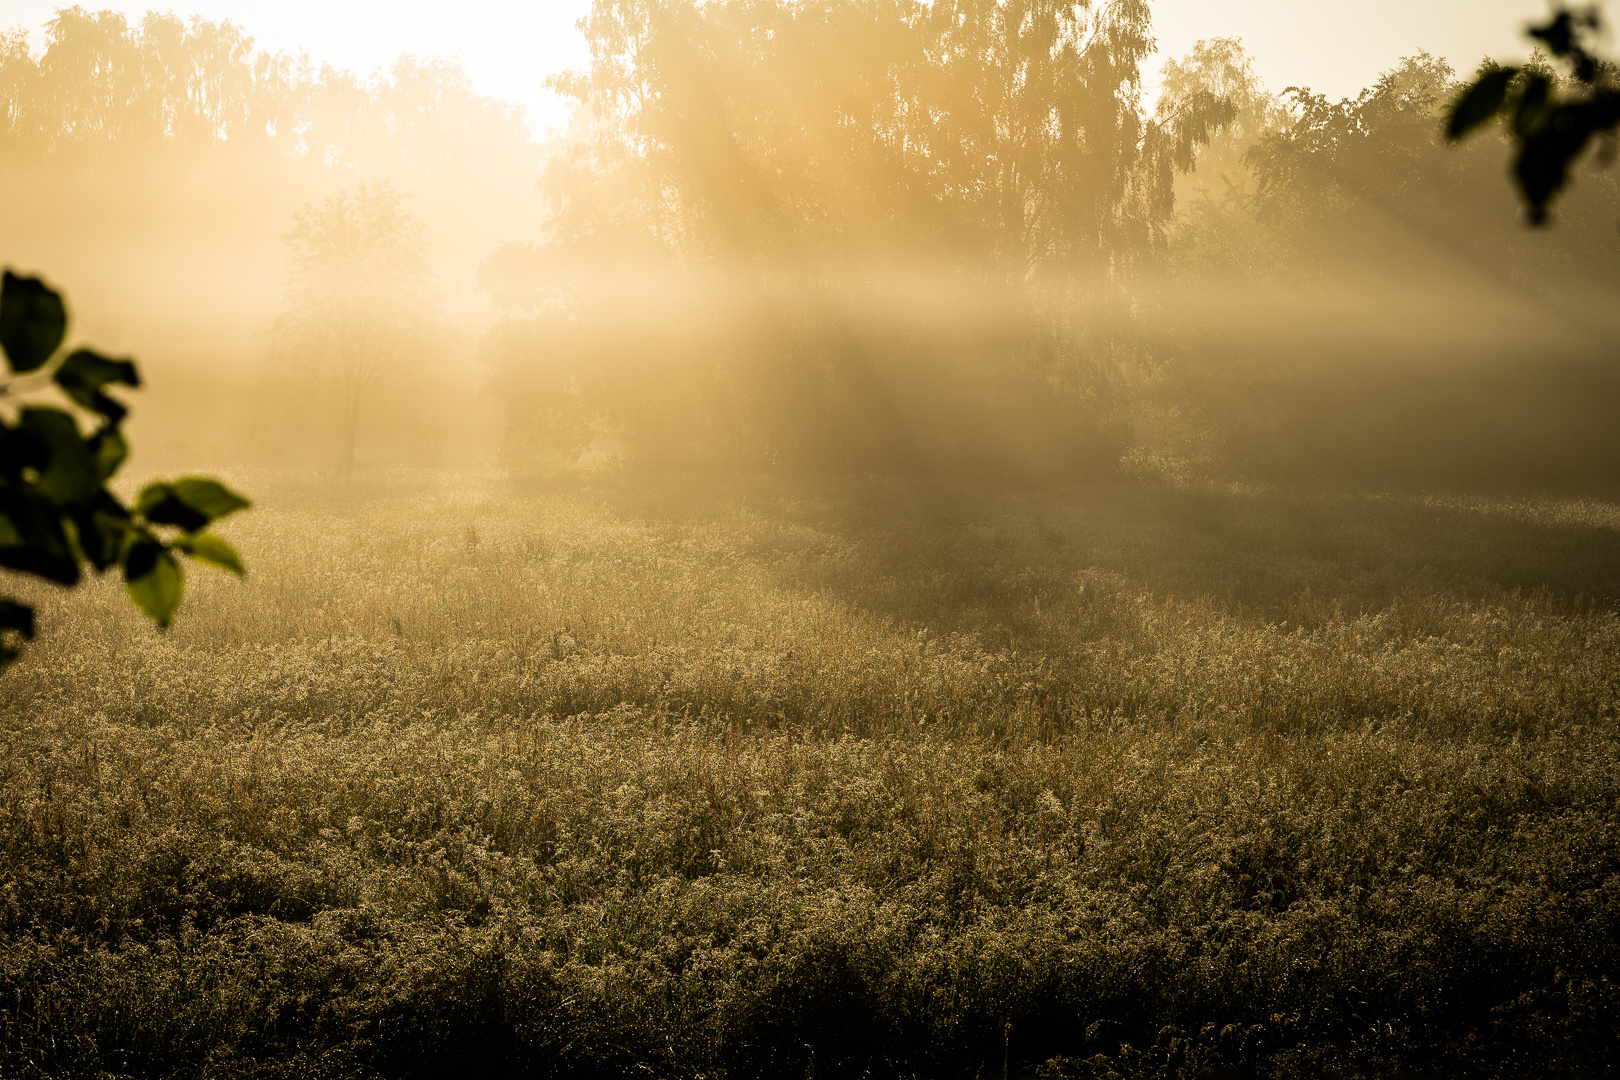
[271, 182, 435, 481]
[1445, 6, 1620, 225]
[0, 7, 272, 151]
[1249, 54, 1466, 231]
[1235, 49, 1620, 287]
[0, 269, 248, 666]
[1150, 38, 1296, 282]
[490, 0, 1234, 474]
[0, 8, 540, 190]
[546, 0, 1233, 278]
[1156, 38, 1288, 195]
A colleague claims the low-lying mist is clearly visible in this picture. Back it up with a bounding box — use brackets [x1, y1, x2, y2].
[4, 4, 1618, 492]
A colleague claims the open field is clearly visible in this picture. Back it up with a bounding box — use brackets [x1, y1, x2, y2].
[2, 470, 1618, 1079]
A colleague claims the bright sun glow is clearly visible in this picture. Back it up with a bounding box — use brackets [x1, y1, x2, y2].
[0, 0, 1563, 131]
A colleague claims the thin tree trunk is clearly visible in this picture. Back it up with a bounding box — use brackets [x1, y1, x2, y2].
[340, 393, 361, 483]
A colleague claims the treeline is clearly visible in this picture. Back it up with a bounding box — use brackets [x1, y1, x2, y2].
[1, 8, 305, 153]
[483, 0, 1233, 476]
[8, 2, 1620, 484]
[485, 0, 1620, 484]
[0, 7, 536, 177]
[0, 6, 543, 471]
[1161, 47, 1620, 485]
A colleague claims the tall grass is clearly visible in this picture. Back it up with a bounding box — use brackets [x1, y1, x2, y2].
[2, 470, 1617, 1078]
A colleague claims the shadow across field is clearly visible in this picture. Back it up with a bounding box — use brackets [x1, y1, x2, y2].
[584, 474, 1620, 743]
[603, 473, 1620, 637]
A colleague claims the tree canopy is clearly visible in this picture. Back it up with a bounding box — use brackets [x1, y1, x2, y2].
[485, 0, 1233, 476]
[540, 0, 1232, 278]
[0, 6, 538, 175]
[1159, 47, 1620, 291]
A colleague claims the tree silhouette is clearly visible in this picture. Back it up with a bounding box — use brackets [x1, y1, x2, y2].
[272, 183, 435, 481]
[487, 0, 1234, 474]
[0, 8, 539, 189]
[546, 0, 1232, 275]
[1229, 47, 1620, 291]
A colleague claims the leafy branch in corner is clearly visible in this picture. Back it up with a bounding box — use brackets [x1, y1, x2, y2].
[1445, 5, 1620, 223]
[0, 269, 249, 665]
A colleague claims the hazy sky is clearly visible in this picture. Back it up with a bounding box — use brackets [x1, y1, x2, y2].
[0, 0, 1580, 133]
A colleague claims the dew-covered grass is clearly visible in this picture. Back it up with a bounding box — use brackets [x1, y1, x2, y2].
[2, 469, 1617, 1078]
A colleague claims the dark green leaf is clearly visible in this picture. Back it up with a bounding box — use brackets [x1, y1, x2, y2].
[19, 407, 100, 507]
[1446, 67, 1518, 140]
[123, 538, 182, 628]
[89, 425, 127, 480]
[68, 494, 132, 572]
[136, 482, 207, 531]
[138, 477, 250, 531]
[0, 487, 79, 585]
[1514, 74, 1552, 137]
[0, 598, 34, 668]
[0, 420, 50, 482]
[0, 599, 35, 637]
[1515, 116, 1592, 224]
[54, 349, 140, 422]
[173, 531, 245, 575]
[0, 271, 67, 374]
[173, 478, 251, 524]
[1529, 11, 1578, 57]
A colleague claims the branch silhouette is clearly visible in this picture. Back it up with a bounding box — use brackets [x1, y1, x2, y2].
[1446, 6, 1620, 224]
[0, 270, 249, 665]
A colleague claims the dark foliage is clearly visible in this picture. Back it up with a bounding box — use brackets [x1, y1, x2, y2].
[1446, 7, 1620, 224]
[0, 270, 247, 661]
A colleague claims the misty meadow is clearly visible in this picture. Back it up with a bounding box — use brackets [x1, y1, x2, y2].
[2, 1, 1619, 1078]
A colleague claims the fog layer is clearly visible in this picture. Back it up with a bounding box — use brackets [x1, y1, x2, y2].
[4, 3, 1618, 487]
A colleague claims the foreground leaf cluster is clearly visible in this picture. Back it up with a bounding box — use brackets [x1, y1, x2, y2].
[1446, 6, 1620, 223]
[0, 270, 248, 662]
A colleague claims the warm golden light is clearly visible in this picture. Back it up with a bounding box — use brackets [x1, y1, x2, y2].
[4, 4, 1620, 1076]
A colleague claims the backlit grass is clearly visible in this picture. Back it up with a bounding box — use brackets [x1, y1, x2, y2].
[2, 470, 1617, 1078]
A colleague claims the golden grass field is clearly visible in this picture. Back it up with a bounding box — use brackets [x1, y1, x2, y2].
[2, 469, 1617, 1079]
